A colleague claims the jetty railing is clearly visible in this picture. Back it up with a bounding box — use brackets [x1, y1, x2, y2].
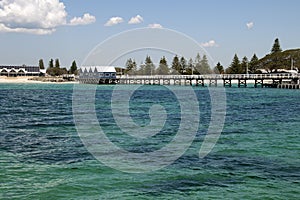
[117, 73, 300, 80]
[79, 73, 300, 88]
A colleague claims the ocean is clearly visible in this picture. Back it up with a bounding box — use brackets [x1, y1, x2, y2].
[0, 83, 299, 199]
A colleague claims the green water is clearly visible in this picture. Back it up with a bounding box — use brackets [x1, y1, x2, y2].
[0, 84, 299, 199]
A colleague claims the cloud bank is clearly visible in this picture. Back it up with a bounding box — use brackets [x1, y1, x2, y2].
[0, 0, 96, 35]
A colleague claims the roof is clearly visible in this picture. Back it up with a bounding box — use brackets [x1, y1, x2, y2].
[80, 66, 116, 73]
[0, 65, 40, 73]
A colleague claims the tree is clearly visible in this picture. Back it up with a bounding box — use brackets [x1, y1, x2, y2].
[194, 53, 202, 74]
[144, 55, 155, 75]
[138, 62, 145, 75]
[39, 59, 45, 69]
[55, 59, 60, 68]
[125, 58, 137, 75]
[240, 56, 249, 74]
[156, 56, 169, 75]
[46, 67, 67, 76]
[125, 58, 133, 74]
[131, 60, 137, 75]
[186, 58, 194, 75]
[249, 54, 259, 73]
[180, 56, 187, 74]
[226, 54, 242, 74]
[271, 38, 282, 54]
[171, 55, 181, 74]
[199, 54, 211, 74]
[213, 62, 224, 74]
[70, 60, 78, 75]
[49, 59, 54, 68]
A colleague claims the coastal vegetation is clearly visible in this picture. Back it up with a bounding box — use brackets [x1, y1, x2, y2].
[43, 59, 78, 76]
[124, 53, 213, 75]
[226, 38, 300, 73]
[124, 38, 300, 75]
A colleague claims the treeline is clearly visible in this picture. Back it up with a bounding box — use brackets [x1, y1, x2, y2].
[124, 38, 299, 75]
[124, 53, 224, 75]
[39, 59, 78, 76]
[225, 38, 280, 74]
[226, 38, 300, 74]
[257, 38, 300, 72]
[225, 53, 259, 74]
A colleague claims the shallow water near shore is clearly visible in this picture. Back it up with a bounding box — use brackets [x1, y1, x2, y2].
[0, 83, 299, 199]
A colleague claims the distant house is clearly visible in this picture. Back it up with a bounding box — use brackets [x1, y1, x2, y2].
[0, 65, 44, 77]
[79, 66, 118, 84]
[257, 68, 299, 74]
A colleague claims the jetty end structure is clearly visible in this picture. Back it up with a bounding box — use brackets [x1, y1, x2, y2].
[79, 66, 117, 84]
[78, 66, 300, 88]
[0, 65, 45, 77]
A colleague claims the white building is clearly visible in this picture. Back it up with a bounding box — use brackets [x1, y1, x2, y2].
[79, 66, 117, 84]
[0, 65, 44, 76]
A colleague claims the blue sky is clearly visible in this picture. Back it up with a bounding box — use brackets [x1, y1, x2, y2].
[1, 0, 300, 68]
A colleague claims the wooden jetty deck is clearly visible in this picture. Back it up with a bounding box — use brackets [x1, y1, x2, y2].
[79, 73, 300, 88]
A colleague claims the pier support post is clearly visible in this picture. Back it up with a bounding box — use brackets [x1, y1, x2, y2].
[238, 79, 247, 87]
[223, 79, 232, 87]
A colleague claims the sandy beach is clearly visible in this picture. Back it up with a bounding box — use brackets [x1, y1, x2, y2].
[0, 76, 78, 84]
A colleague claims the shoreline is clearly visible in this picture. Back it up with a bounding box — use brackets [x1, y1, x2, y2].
[0, 76, 78, 84]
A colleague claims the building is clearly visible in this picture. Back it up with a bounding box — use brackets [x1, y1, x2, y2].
[79, 66, 118, 84]
[0, 65, 44, 77]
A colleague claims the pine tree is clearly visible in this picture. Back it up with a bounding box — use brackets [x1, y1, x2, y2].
[156, 56, 169, 75]
[144, 55, 155, 75]
[249, 54, 259, 74]
[226, 54, 241, 74]
[213, 62, 224, 74]
[171, 55, 181, 74]
[55, 59, 60, 68]
[186, 58, 194, 75]
[199, 55, 211, 74]
[138, 62, 145, 75]
[70, 60, 77, 75]
[194, 53, 201, 74]
[240, 56, 249, 74]
[125, 58, 133, 74]
[271, 38, 282, 54]
[180, 56, 187, 74]
[49, 59, 54, 68]
[125, 58, 137, 75]
[39, 59, 45, 69]
[131, 60, 137, 75]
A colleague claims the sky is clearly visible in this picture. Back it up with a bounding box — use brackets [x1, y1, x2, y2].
[1, 0, 300, 69]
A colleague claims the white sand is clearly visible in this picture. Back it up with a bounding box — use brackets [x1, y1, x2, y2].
[0, 76, 78, 84]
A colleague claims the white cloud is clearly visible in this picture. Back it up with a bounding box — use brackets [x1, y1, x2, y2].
[128, 15, 143, 24]
[69, 13, 96, 26]
[0, 0, 67, 34]
[0, 23, 54, 35]
[148, 23, 163, 29]
[0, 0, 96, 35]
[104, 17, 124, 26]
[246, 21, 254, 29]
[201, 40, 219, 47]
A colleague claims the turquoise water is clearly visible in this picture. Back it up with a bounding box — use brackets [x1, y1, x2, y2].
[0, 84, 299, 199]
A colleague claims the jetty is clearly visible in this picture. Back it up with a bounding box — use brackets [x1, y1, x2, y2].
[79, 73, 300, 88]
